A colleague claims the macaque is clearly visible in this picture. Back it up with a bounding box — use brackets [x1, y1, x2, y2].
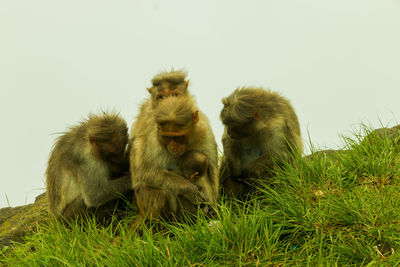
[130, 95, 218, 221]
[220, 87, 303, 197]
[147, 70, 190, 108]
[46, 112, 132, 218]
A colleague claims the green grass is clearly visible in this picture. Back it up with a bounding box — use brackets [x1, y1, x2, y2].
[2, 126, 400, 266]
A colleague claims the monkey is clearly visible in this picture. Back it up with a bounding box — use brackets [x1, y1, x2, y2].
[147, 69, 190, 108]
[130, 95, 218, 222]
[46, 112, 132, 219]
[219, 87, 303, 198]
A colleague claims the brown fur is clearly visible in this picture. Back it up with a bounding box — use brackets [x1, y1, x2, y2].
[46, 112, 132, 218]
[148, 69, 190, 108]
[220, 87, 303, 197]
[130, 95, 218, 221]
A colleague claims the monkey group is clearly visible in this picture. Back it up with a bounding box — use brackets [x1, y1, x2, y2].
[45, 70, 303, 223]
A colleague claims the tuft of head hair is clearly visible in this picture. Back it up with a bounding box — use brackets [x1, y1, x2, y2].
[151, 69, 187, 86]
[86, 112, 128, 142]
[221, 87, 285, 124]
[155, 96, 196, 126]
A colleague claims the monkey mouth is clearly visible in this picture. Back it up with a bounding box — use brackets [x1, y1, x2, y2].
[167, 144, 184, 156]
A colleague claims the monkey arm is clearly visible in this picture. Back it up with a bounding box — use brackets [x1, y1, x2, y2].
[160, 170, 206, 203]
[220, 157, 251, 197]
[241, 126, 293, 178]
[243, 153, 275, 178]
[245, 144, 290, 178]
[221, 137, 242, 177]
[135, 169, 205, 204]
[79, 173, 132, 208]
[219, 157, 231, 184]
[203, 163, 219, 203]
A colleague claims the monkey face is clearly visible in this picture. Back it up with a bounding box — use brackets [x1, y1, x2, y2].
[103, 144, 129, 175]
[227, 126, 251, 139]
[97, 138, 127, 163]
[224, 120, 255, 139]
[162, 135, 187, 155]
[227, 126, 243, 139]
[155, 89, 181, 101]
[221, 106, 260, 139]
[151, 80, 187, 104]
[158, 122, 192, 156]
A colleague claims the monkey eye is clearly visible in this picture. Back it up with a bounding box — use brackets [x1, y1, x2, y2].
[156, 95, 165, 100]
[162, 135, 185, 143]
[171, 92, 179, 97]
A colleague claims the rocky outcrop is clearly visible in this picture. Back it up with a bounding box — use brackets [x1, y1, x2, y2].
[361, 125, 400, 146]
[0, 192, 134, 249]
[0, 193, 50, 248]
[304, 125, 400, 160]
[303, 149, 349, 160]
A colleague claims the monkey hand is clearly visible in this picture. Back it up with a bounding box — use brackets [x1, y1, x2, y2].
[180, 183, 205, 204]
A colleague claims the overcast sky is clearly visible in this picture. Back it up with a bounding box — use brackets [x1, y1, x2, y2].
[1, 0, 399, 208]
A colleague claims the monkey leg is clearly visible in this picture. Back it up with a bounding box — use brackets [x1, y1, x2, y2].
[91, 189, 134, 224]
[222, 176, 252, 198]
[61, 195, 86, 218]
[134, 184, 176, 220]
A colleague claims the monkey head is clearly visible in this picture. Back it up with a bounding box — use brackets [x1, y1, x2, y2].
[88, 113, 129, 169]
[220, 88, 263, 139]
[155, 96, 199, 156]
[147, 70, 189, 107]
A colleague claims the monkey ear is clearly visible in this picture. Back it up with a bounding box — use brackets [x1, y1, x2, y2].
[147, 88, 152, 94]
[254, 111, 262, 121]
[89, 135, 96, 145]
[185, 81, 189, 91]
[193, 110, 199, 124]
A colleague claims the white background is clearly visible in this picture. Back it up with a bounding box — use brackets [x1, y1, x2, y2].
[1, 0, 399, 208]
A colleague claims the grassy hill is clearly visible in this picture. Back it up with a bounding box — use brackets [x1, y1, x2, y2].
[1, 127, 400, 266]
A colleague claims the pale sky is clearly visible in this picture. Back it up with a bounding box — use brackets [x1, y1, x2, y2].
[1, 0, 399, 208]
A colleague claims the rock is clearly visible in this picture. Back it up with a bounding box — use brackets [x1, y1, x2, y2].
[0, 191, 134, 249]
[361, 125, 400, 146]
[303, 149, 348, 160]
[0, 193, 50, 248]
